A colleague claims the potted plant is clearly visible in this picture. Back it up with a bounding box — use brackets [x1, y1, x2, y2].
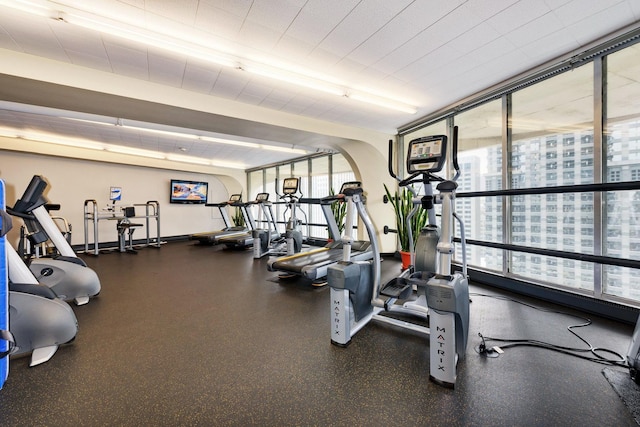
[383, 183, 429, 269]
[232, 207, 245, 228]
[328, 187, 347, 240]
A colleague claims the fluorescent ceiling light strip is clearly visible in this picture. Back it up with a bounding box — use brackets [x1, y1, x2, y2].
[244, 64, 345, 97]
[62, 12, 237, 68]
[0, 125, 247, 168]
[348, 92, 417, 114]
[209, 160, 245, 170]
[259, 145, 307, 154]
[0, 127, 20, 139]
[166, 154, 213, 166]
[120, 124, 199, 140]
[0, 0, 50, 17]
[20, 131, 106, 150]
[0, 1, 417, 114]
[57, 114, 310, 154]
[199, 136, 259, 149]
[167, 154, 245, 169]
[106, 145, 165, 159]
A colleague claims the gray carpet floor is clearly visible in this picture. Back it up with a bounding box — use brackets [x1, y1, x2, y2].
[0, 240, 637, 426]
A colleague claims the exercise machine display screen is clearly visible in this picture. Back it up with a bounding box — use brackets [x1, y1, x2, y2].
[229, 194, 242, 203]
[339, 181, 362, 193]
[282, 178, 299, 195]
[407, 135, 447, 174]
[255, 193, 269, 202]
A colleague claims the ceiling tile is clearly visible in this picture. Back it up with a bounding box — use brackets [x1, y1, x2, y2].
[566, 2, 640, 45]
[519, 28, 579, 61]
[283, 0, 360, 47]
[318, 0, 413, 58]
[552, 0, 626, 26]
[145, 0, 200, 26]
[486, 0, 551, 35]
[202, 0, 253, 19]
[347, 15, 423, 68]
[503, 11, 565, 48]
[194, 2, 244, 40]
[181, 62, 220, 93]
[147, 50, 187, 87]
[104, 41, 149, 80]
[245, 0, 302, 33]
[65, 49, 113, 72]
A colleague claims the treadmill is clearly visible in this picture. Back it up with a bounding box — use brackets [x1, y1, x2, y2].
[267, 181, 373, 281]
[216, 193, 275, 249]
[190, 194, 249, 244]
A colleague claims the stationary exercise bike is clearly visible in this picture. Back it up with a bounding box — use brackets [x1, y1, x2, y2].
[328, 128, 470, 388]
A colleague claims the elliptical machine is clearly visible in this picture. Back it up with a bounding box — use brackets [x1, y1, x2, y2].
[252, 193, 282, 258]
[328, 128, 470, 388]
[280, 177, 306, 256]
[9, 175, 101, 306]
[254, 178, 307, 259]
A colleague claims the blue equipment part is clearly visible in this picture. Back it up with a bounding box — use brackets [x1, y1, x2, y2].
[0, 180, 9, 388]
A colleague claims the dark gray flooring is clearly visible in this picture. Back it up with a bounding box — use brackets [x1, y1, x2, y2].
[0, 240, 637, 426]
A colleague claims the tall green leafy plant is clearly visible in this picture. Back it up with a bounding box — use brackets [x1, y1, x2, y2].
[232, 207, 245, 227]
[384, 184, 429, 252]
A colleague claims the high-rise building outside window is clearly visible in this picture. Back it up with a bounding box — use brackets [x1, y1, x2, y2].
[455, 100, 503, 272]
[510, 63, 595, 291]
[604, 43, 640, 301]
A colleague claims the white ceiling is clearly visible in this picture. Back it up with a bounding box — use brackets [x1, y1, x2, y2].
[0, 0, 638, 169]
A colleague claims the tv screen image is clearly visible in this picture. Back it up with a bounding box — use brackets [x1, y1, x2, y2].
[170, 179, 208, 204]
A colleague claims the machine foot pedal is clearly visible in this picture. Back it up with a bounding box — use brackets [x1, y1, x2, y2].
[380, 277, 411, 298]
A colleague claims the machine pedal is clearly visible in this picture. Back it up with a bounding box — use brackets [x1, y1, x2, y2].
[380, 277, 412, 298]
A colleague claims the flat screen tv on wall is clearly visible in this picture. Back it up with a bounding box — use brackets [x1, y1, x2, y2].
[170, 179, 208, 204]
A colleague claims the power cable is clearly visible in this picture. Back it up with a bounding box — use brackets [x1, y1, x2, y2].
[471, 293, 627, 367]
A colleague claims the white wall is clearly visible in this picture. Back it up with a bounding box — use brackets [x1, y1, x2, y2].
[337, 139, 398, 253]
[0, 150, 234, 248]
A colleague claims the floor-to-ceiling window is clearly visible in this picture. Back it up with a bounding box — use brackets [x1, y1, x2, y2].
[510, 64, 595, 291]
[396, 31, 640, 309]
[455, 100, 504, 272]
[604, 43, 640, 301]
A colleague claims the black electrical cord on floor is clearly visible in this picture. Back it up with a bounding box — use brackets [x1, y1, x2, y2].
[471, 293, 628, 367]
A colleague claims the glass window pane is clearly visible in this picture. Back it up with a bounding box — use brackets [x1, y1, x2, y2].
[253, 167, 276, 228]
[248, 171, 262, 201]
[310, 156, 330, 238]
[511, 255, 594, 292]
[455, 100, 503, 271]
[604, 265, 640, 300]
[292, 160, 309, 236]
[510, 64, 594, 290]
[512, 65, 594, 187]
[604, 44, 640, 300]
[331, 153, 356, 193]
